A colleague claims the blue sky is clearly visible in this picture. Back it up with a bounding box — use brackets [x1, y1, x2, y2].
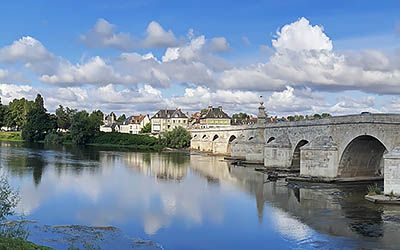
[0, 0, 399, 115]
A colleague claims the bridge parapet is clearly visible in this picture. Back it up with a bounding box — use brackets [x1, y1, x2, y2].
[265, 113, 400, 129]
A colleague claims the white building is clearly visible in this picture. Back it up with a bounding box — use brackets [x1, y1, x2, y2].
[100, 112, 118, 132]
[151, 109, 189, 134]
[119, 114, 150, 134]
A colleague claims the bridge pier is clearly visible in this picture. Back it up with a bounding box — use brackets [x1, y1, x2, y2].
[300, 136, 339, 178]
[384, 148, 400, 196]
[264, 134, 292, 169]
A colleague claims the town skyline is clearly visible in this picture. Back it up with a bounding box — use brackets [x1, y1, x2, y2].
[0, 1, 400, 116]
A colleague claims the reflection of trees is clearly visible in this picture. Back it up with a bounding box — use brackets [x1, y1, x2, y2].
[123, 152, 189, 181]
[1, 147, 46, 186]
[1, 142, 102, 184]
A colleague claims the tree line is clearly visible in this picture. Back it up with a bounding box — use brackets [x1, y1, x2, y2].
[0, 94, 190, 149]
[0, 94, 103, 144]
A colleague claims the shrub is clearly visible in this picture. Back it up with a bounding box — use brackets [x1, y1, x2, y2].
[91, 132, 162, 150]
[43, 132, 64, 144]
[367, 183, 381, 196]
[160, 127, 191, 149]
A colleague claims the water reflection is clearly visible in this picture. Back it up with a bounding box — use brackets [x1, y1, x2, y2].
[1, 142, 400, 249]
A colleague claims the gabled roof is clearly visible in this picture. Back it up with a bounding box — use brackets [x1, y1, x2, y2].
[152, 109, 188, 119]
[201, 106, 231, 119]
[122, 114, 148, 125]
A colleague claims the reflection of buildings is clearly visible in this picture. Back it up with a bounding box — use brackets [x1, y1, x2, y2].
[188, 154, 400, 248]
[123, 152, 189, 182]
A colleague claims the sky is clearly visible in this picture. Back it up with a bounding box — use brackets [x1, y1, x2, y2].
[0, 0, 399, 116]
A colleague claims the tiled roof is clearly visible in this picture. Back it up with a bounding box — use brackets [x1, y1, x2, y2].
[152, 109, 188, 119]
[201, 106, 230, 119]
[123, 114, 147, 125]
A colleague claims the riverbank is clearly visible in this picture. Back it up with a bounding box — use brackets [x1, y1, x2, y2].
[0, 237, 51, 249]
[0, 131, 23, 142]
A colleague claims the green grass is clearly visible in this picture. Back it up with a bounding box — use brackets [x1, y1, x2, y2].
[0, 132, 23, 142]
[0, 237, 52, 250]
[367, 183, 382, 195]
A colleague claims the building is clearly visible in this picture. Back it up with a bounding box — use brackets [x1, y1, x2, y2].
[119, 114, 150, 134]
[100, 112, 119, 132]
[151, 109, 189, 134]
[199, 106, 231, 128]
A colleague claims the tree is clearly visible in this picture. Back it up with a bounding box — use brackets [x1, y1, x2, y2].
[21, 94, 56, 142]
[5, 98, 34, 129]
[321, 113, 332, 118]
[200, 109, 208, 115]
[160, 127, 191, 149]
[117, 114, 126, 123]
[0, 98, 7, 128]
[69, 110, 103, 145]
[69, 111, 92, 145]
[232, 112, 250, 125]
[140, 122, 151, 133]
[313, 113, 322, 119]
[89, 110, 103, 133]
[55, 105, 76, 130]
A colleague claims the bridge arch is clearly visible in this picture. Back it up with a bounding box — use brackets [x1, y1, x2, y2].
[291, 140, 309, 170]
[212, 134, 219, 141]
[227, 135, 237, 154]
[338, 135, 387, 177]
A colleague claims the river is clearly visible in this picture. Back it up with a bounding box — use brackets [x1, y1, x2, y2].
[0, 141, 399, 249]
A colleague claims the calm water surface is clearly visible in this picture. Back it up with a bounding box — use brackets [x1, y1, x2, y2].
[0, 141, 400, 249]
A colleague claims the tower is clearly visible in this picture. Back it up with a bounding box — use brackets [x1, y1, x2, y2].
[257, 99, 266, 126]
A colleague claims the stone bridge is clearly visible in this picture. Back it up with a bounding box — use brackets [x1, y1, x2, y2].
[190, 112, 400, 195]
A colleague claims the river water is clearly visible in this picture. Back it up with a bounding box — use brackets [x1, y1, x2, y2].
[0, 141, 400, 249]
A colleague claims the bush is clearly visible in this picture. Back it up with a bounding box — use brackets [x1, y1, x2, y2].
[91, 132, 162, 150]
[43, 132, 64, 144]
[160, 127, 191, 149]
[367, 183, 382, 195]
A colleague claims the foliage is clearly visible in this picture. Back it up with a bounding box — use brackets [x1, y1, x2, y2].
[55, 105, 76, 130]
[0, 237, 51, 250]
[69, 111, 93, 145]
[69, 110, 104, 145]
[200, 109, 208, 115]
[232, 112, 251, 125]
[367, 183, 382, 196]
[4, 98, 34, 129]
[44, 132, 64, 144]
[89, 110, 103, 131]
[0, 177, 19, 221]
[160, 127, 191, 149]
[321, 113, 332, 118]
[0, 99, 7, 128]
[0, 132, 22, 141]
[140, 122, 151, 133]
[91, 132, 161, 150]
[117, 114, 126, 123]
[21, 94, 57, 142]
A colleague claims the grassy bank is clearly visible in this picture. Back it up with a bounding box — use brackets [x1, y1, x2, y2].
[0, 237, 51, 249]
[89, 132, 163, 151]
[0, 131, 23, 142]
[43, 131, 164, 151]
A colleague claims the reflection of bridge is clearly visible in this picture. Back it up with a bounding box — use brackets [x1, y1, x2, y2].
[190, 104, 400, 195]
[188, 154, 400, 248]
